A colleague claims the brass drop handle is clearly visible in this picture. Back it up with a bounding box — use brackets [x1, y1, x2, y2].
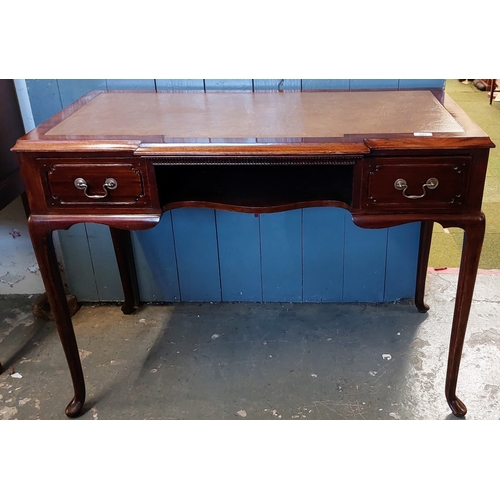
[394, 177, 439, 199]
[74, 177, 118, 199]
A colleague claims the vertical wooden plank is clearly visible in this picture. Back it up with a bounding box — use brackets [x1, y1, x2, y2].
[350, 79, 399, 90]
[384, 223, 420, 301]
[57, 224, 98, 301]
[57, 79, 107, 107]
[171, 208, 221, 302]
[302, 79, 350, 90]
[204, 79, 253, 91]
[253, 79, 301, 91]
[399, 79, 445, 89]
[13, 79, 36, 132]
[260, 210, 302, 302]
[85, 223, 124, 301]
[106, 79, 156, 90]
[129, 233, 161, 301]
[216, 210, 262, 301]
[132, 213, 180, 302]
[343, 213, 387, 302]
[303, 207, 345, 302]
[156, 80, 205, 91]
[25, 79, 62, 125]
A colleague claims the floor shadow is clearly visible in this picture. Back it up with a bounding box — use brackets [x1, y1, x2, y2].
[117, 301, 430, 419]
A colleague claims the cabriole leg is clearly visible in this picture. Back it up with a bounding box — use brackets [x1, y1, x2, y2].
[415, 220, 434, 313]
[28, 219, 85, 418]
[109, 227, 140, 314]
[445, 214, 485, 417]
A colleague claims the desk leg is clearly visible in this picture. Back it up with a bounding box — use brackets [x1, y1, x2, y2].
[415, 221, 433, 313]
[445, 214, 485, 417]
[28, 220, 85, 418]
[109, 227, 140, 314]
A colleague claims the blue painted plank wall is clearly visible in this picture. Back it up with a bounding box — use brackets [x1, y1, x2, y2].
[261, 211, 303, 302]
[303, 208, 345, 302]
[24, 79, 444, 303]
[216, 211, 262, 302]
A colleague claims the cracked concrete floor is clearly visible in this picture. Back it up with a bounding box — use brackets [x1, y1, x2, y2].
[0, 272, 499, 420]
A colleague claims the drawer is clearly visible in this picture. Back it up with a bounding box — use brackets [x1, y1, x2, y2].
[39, 160, 152, 208]
[362, 156, 471, 210]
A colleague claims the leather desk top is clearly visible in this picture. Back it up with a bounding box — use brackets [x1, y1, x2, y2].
[44, 90, 464, 139]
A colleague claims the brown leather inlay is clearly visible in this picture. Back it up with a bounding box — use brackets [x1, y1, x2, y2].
[44, 91, 465, 139]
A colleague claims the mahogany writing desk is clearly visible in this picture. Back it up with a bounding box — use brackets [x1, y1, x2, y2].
[13, 89, 495, 418]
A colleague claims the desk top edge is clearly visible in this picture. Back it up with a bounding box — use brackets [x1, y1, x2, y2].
[12, 89, 495, 153]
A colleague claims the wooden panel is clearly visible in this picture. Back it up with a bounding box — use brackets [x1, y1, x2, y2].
[260, 210, 302, 302]
[25, 79, 62, 126]
[399, 79, 445, 89]
[364, 157, 468, 210]
[216, 210, 262, 301]
[350, 79, 399, 90]
[171, 208, 221, 302]
[204, 79, 253, 91]
[156, 80, 204, 91]
[57, 224, 98, 300]
[302, 79, 349, 90]
[303, 207, 345, 302]
[385, 223, 420, 301]
[132, 213, 180, 302]
[45, 162, 146, 206]
[106, 79, 156, 90]
[57, 79, 107, 107]
[253, 79, 301, 91]
[64, 222, 173, 303]
[343, 212, 388, 302]
[86, 223, 124, 301]
[130, 232, 166, 302]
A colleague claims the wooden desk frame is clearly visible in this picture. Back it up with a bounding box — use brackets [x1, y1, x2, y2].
[13, 89, 495, 418]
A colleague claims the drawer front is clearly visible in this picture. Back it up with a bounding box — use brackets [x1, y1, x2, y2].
[362, 156, 471, 210]
[40, 160, 151, 208]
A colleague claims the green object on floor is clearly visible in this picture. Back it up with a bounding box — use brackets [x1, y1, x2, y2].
[428, 80, 500, 270]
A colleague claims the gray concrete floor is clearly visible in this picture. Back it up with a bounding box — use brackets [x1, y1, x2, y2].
[1, 272, 499, 420]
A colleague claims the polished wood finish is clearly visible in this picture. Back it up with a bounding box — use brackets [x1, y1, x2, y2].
[414, 221, 434, 313]
[109, 227, 140, 314]
[13, 90, 495, 418]
[445, 213, 485, 415]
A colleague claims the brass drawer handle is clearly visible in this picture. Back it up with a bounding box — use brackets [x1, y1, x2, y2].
[394, 177, 439, 199]
[74, 177, 118, 199]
